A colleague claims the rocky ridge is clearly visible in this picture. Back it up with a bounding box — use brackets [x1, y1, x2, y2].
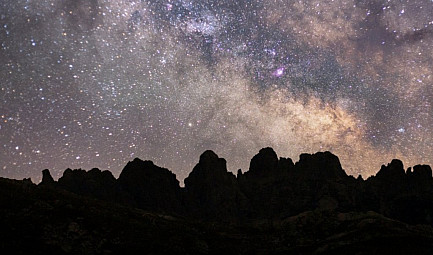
[39, 147, 433, 225]
[3, 147, 433, 254]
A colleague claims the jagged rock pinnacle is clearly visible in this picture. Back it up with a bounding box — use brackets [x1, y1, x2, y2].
[40, 169, 55, 186]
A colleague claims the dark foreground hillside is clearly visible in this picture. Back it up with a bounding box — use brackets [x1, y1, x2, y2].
[2, 148, 433, 254]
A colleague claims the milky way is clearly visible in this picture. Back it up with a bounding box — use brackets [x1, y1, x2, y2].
[1, 0, 433, 182]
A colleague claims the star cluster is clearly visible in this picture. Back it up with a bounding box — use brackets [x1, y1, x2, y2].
[1, 0, 433, 182]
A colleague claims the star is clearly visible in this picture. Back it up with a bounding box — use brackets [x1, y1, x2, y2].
[272, 67, 285, 77]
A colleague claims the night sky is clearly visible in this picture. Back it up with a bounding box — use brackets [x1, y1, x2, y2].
[1, 0, 433, 183]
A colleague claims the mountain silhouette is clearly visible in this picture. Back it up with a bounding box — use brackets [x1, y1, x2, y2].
[39, 147, 433, 225]
[2, 147, 433, 254]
